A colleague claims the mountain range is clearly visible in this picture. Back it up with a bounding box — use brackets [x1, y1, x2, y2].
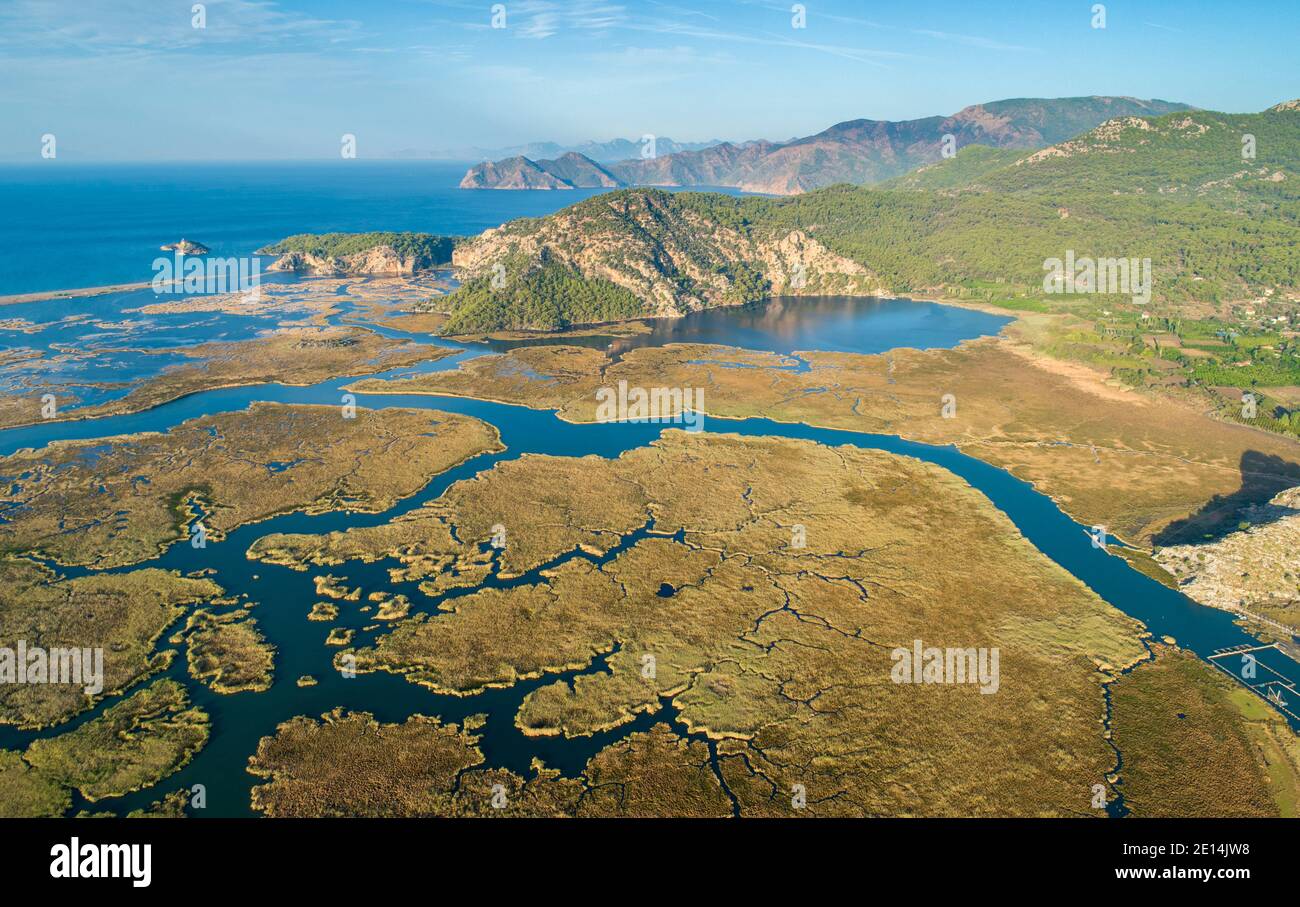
[460, 97, 1192, 195]
[436, 100, 1298, 332]
[413, 136, 722, 164]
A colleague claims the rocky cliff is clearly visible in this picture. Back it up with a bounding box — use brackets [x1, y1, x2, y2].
[265, 246, 423, 276]
[258, 232, 456, 276]
[448, 188, 880, 322]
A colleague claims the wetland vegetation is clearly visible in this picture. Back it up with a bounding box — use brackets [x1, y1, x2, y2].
[2, 98, 1297, 821]
[0, 402, 502, 569]
[249, 431, 1154, 816]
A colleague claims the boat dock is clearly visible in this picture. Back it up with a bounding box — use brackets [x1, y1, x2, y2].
[1207, 643, 1300, 724]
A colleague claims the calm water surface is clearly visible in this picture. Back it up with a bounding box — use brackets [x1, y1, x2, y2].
[0, 162, 744, 295]
[0, 168, 1292, 817]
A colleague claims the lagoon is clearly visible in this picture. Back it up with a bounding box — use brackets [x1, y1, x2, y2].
[0, 287, 1295, 816]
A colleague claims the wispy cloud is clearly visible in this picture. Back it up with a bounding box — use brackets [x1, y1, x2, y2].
[458, 0, 626, 40]
[0, 0, 362, 56]
[622, 19, 920, 67]
[447, 0, 909, 65]
[643, 1, 723, 23]
[911, 29, 1033, 53]
[730, 0, 885, 29]
[730, 2, 1031, 55]
[586, 44, 735, 68]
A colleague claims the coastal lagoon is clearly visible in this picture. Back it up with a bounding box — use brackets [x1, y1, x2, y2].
[0, 166, 1295, 818]
[482, 294, 1010, 362]
[0, 275, 1011, 424]
[0, 275, 1296, 816]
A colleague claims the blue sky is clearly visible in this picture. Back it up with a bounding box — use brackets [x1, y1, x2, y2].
[1, 0, 1296, 160]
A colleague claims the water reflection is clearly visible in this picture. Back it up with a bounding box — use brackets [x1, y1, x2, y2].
[482, 295, 1013, 359]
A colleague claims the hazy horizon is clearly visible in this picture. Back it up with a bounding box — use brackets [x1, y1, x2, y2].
[0, 94, 1289, 165]
[2, 0, 1297, 162]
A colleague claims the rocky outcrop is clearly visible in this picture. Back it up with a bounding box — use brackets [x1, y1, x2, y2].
[160, 239, 210, 254]
[265, 246, 423, 276]
[460, 152, 620, 190]
[258, 232, 454, 276]
[533, 152, 621, 188]
[451, 189, 880, 318]
[459, 156, 573, 189]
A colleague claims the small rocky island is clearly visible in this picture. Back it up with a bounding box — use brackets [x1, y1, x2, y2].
[160, 239, 210, 254]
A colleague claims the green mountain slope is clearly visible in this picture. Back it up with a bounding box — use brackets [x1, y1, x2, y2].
[419, 100, 1300, 445]
[464, 96, 1192, 195]
[431, 100, 1298, 332]
[890, 104, 1299, 205]
[883, 146, 1024, 190]
[750, 184, 1297, 305]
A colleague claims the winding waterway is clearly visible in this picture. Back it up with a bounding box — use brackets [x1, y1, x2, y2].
[1, 288, 1296, 817]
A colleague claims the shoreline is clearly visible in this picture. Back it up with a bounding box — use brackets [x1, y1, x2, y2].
[0, 278, 989, 317]
[0, 280, 158, 306]
[0, 264, 455, 308]
[440, 290, 1010, 344]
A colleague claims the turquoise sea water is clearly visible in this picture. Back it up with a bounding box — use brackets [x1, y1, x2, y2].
[0, 161, 661, 296]
[0, 165, 1294, 818]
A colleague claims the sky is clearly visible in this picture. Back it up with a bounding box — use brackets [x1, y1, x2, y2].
[1, 0, 1296, 160]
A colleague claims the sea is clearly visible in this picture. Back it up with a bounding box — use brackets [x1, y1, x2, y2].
[0, 160, 1295, 818]
[0, 161, 636, 296]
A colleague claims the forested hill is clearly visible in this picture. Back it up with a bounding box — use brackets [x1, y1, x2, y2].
[432, 189, 880, 333]
[428, 101, 1298, 332]
[772, 100, 1299, 303]
[889, 103, 1299, 203]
